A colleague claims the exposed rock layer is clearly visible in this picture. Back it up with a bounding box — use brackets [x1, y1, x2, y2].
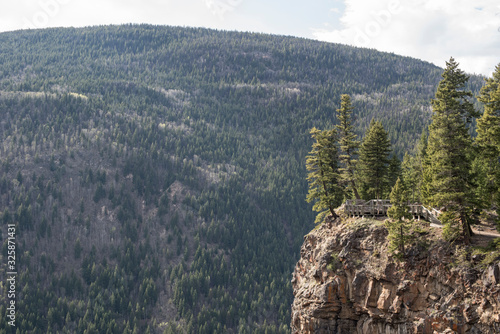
[291, 218, 500, 333]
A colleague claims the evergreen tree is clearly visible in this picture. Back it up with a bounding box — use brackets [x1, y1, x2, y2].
[306, 127, 344, 224]
[416, 130, 429, 203]
[475, 63, 500, 211]
[386, 177, 412, 260]
[335, 94, 361, 199]
[423, 57, 476, 243]
[388, 154, 401, 190]
[401, 153, 418, 202]
[358, 120, 392, 199]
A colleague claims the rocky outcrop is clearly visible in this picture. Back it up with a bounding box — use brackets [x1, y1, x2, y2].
[291, 217, 500, 333]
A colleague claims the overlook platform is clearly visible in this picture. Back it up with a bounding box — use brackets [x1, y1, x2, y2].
[344, 199, 441, 225]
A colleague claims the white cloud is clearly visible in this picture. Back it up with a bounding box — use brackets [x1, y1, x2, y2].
[312, 0, 500, 76]
[1, 0, 248, 33]
[1, 0, 498, 76]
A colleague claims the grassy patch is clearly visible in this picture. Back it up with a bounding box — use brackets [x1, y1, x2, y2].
[472, 237, 500, 268]
[326, 252, 341, 272]
[346, 217, 384, 231]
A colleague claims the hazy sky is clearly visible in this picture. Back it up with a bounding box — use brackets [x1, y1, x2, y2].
[1, 0, 499, 76]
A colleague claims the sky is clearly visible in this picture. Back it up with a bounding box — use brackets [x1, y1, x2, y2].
[0, 0, 499, 76]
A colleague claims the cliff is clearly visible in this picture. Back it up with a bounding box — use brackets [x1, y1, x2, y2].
[291, 217, 500, 333]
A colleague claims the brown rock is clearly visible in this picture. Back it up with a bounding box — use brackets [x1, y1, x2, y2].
[376, 284, 393, 311]
[291, 217, 500, 333]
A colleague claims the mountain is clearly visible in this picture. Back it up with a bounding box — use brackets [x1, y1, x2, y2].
[0, 24, 484, 333]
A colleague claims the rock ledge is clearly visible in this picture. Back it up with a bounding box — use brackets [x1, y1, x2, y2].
[291, 217, 500, 333]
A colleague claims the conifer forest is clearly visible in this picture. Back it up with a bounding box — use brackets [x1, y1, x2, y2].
[0, 25, 495, 333]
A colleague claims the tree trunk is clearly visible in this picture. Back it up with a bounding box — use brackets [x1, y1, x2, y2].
[350, 179, 360, 200]
[329, 207, 338, 219]
[461, 211, 471, 245]
[320, 167, 338, 220]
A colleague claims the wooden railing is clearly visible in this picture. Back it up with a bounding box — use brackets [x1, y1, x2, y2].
[344, 199, 441, 224]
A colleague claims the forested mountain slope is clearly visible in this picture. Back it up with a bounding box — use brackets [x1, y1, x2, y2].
[0, 25, 484, 333]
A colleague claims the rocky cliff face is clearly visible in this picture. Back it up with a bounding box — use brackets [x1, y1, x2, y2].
[291, 217, 500, 333]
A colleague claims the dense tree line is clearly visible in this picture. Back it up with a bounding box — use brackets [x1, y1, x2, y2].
[306, 99, 396, 223]
[308, 58, 500, 247]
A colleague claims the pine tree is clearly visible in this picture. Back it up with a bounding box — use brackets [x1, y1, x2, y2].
[475, 63, 500, 210]
[386, 177, 412, 260]
[477, 64, 500, 151]
[335, 94, 360, 199]
[416, 130, 429, 203]
[306, 127, 344, 224]
[423, 57, 477, 243]
[401, 153, 418, 202]
[388, 154, 401, 190]
[358, 120, 392, 199]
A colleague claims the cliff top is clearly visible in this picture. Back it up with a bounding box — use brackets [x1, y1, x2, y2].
[291, 215, 500, 333]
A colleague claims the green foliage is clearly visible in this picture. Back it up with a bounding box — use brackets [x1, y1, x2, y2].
[451, 245, 472, 269]
[335, 94, 361, 199]
[388, 154, 402, 190]
[386, 178, 413, 259]
[387, 178, 412, 221]
[157, 193, 170, 216]
[423, 57, 477, 243]
[74, 238, 82, 259]
[306, 128, 344, 223]
[403, 131, 428, 204]
[326, 252, 341, 272]
[431, 57, 479, 123]
[358, 120, 393, 199]
[347, 217, 384, 231]
[93, 183, 106, 203]
[401, 153, 419, 202]
[472, 238, 500, 267]
[440, 211, 463, 242]
[474, 64, 500, 215]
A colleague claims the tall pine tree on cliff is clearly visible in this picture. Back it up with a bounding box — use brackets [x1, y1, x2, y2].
[335, 94, 361, 199]
[423, 57, 478, 243]
[476, 63, 500, 149]
[306, 127, 344, 223]
[475, 63, 500, 210]
[358, 120, 392, 200]
[386, 177, 412, 260]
